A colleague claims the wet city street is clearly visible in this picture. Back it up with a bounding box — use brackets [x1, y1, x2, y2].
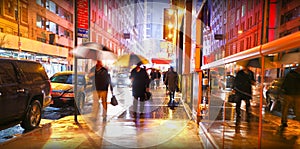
[1, 86, 300, 148]
[0, 86, 203, 149]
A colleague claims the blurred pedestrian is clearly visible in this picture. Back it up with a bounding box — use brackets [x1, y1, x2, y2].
[88, 60, 113, 122]
[280, 66, 300, 129]
[233, 65, 255, 122]
[164, 66, 179, 110]
[163, 68, 170, 95]
[154, 69, 161, 89]
[150, 69, 156, 89]
[130, 62, 150, 115]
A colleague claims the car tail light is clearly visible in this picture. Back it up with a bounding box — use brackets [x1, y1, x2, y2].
[61, 92, 75, 98]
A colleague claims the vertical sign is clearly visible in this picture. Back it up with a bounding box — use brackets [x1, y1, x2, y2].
[77, 0, 88, 38]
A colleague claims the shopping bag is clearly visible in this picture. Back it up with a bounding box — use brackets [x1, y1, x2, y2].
[144, 91, 152, 101]
[111, 95, 118, 106]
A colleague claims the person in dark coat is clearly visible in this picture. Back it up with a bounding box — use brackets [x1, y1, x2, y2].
[163, 68, 170, 95]
[88, 60, 113, 122]
[154, 69, 161, 89]
[150, 69, 156, 89]
[164, 66, 179, 110]
[233, 65, 255, 122]
[280, 66, 300, 129]
[129, 62, 150, 115]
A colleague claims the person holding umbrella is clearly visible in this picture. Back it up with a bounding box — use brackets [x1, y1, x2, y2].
[88, 60, 113, 122]
[129, 62, 150, 116]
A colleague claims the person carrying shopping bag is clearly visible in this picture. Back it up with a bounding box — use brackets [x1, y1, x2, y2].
[88, 60, 113, 122]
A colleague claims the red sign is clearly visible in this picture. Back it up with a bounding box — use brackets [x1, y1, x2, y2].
[77, 0, 89, 29]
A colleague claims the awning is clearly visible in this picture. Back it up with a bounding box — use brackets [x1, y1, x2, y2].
[151, 58, 172, 64]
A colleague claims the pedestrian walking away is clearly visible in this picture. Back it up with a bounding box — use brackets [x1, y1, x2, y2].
[233, 64, 255, 123]
[279, 65, 300, 130]
[164, 66, 179, 110]
[88, 60, 113, 122]
[129, 62, 150, 116]
[154, 69, 161, 89]
[163, 68, 170, 95]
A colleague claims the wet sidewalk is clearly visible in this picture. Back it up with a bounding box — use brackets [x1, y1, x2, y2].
[199, 90, 300, 148]
[0, 87, 204, 149]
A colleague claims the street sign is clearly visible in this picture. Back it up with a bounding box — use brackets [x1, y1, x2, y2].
[78, 28, 88, 38]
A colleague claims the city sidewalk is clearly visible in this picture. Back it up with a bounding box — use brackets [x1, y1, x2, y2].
[0, 87, 204, 149]
[199, 90, 300, 148]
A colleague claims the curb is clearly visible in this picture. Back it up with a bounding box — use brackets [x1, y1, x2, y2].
[0, 123, 52, 147]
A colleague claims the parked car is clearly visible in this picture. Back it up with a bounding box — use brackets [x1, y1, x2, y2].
[50, 71, 91, 111]
[0, 58, 52, 130]
[111, 72, 131, 87]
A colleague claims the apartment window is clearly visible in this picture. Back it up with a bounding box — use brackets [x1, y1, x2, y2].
[246, 37, 250, 49]
[242, 5, 246, 17]
[255, 0, 260, 5]
[36, 0, 44, 7]
[230, 0, 236, 9]
[98, 1, 102, 10]
[104, 1, 107, 16]
[36, 15, 45, 29]
[254, 32, 258, 46]
[246, 18, 249, 30]
[4, 0, 15, 18]
[240, 40, 244, 51]
[236, 9, 240, 21]
[146, 23, 151, 29]
[21, 3, 28, 24]
[254, 12, 259, 25]
[241, 22, 245, 31]
[0, 2, 2, 15]
[46, 21, 57, 34]
[248, 0, 253, 10]
[64, 30, 71, 38]
[46, 0, 57, 14]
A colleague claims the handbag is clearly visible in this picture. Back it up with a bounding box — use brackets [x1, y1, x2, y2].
[228, 94, 236, 103]
[144, 91, 152, 101]
[111, 95, 118, 106]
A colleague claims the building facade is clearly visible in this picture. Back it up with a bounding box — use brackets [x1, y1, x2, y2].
[191, 0, 300, 148]
[0, 0, 145, 76]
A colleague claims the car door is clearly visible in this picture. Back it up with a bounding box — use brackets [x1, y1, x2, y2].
[0, 61, 21, 123]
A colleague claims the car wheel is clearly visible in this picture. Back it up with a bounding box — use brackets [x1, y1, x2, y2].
[21, 100, 42, 130]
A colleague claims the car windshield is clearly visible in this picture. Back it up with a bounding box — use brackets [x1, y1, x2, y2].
[117, 73, 129, 78]
[50, 74, 85, 85]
